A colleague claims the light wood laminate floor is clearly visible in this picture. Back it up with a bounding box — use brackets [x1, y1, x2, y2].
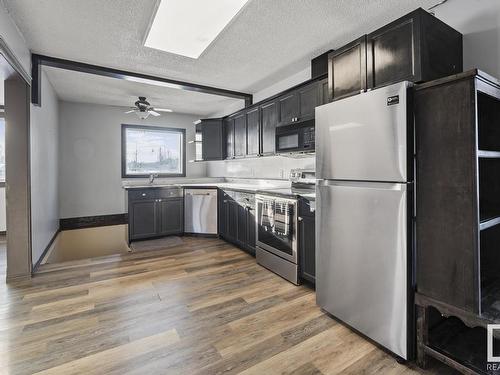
[0, 237, 457, 374]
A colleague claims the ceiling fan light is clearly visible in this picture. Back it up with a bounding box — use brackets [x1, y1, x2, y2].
[135, 110, 150, 120]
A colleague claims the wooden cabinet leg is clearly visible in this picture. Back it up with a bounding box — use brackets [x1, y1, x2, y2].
[416, 304, 429, 369]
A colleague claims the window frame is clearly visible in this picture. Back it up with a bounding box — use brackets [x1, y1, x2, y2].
[121, 124, 186, 179]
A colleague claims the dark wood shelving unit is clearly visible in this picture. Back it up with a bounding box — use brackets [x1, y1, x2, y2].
[415, 70, 500, 374]
[478, 150, 500, 158]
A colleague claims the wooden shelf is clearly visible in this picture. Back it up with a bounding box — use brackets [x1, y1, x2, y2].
[480, 213, 500, 231]
[428, 317, 493, 375]
[478, 150, 500, 158]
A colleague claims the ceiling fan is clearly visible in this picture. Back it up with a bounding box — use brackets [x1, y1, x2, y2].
[125, 97, 172, 119]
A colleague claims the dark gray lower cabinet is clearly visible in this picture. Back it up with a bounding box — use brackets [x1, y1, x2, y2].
[129, 200, 157, 240]
[219, 190, 255, 255]
[128, 188, 183, 242]
[299, 198, 316, 284]
[158, 198, 183, 236]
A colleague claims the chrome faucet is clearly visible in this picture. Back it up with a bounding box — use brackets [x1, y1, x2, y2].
[149, 173, 158, 184]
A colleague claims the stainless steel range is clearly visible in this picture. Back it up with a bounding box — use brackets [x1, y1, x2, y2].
[255, 169, 315, 285]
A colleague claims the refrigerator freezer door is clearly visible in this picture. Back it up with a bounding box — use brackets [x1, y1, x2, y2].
[316, 180, 408, 359]
[315, 81, 410, 182]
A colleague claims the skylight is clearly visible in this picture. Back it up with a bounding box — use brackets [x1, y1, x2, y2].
[144, 0, 249, 59]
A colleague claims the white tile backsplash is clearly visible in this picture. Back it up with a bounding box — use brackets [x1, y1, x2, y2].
[205, 155, 315, 180]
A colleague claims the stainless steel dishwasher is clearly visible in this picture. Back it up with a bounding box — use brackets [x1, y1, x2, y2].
[184, 189, 218, 234]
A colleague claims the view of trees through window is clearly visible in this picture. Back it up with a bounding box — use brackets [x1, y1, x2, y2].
[122, 125, 185, 177]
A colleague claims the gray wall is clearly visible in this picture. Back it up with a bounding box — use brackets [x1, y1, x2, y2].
[436, 0, 500, 79]
[206, 155, 314, 180]
[30, 71, 59, 265]
[58, 101, 205, 218]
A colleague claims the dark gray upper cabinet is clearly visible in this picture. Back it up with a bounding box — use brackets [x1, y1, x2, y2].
[366, 8, 462, 89]
[277, 91, 299, 126]
[246, 107, 260, 157]
[233, 113, 247, 158]
[224, 117, 235, 159]
[318, 78, 329, 106]
[200, 118, 224, 161]
[298, 81, 321, 122]
[328, 36, 367, 102]
[327, 8, 462, 102]
[260, 100, 278, 155]
[158, 198, 183, 236]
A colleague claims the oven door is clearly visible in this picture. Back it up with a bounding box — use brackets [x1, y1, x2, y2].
[256, 195, 297, 263]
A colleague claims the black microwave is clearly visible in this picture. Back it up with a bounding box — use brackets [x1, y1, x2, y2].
[275, 120, 315, 154]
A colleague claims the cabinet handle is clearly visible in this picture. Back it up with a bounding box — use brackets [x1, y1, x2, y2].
[142, 193, 147, 197]
[298, 216, 303, 222]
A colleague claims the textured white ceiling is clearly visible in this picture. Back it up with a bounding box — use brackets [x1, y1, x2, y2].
[5, 0, 439, 95]
[42, 66, 243, 117]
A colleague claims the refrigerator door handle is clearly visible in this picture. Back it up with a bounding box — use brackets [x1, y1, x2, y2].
[316, 179, 408, 191]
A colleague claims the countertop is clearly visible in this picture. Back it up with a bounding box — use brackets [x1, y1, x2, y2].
[123, 179, 315, 199]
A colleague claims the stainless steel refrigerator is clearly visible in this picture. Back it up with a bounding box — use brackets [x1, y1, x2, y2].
[315, 81, 414, 360]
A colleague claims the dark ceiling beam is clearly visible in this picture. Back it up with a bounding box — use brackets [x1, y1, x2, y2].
[31, 54, 253, 107]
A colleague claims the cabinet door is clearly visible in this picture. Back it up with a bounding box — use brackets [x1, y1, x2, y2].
[218, 190, 227, 236]
[318, 78, 329, 105]
[260, 101, 278, 155]
[225, 118, 235, 159]
[233, 113, 247, 158]
[237, 203, 247, 246]
[299, 215, 316, 283]
[227, 200, 238, 241]
[201, 119, 224, 161]
[158, 198, 183, 236]
[298, 81, 320, 122]
[129, 200, 157, 240]
[246, 107, 260, 156]
[246, 206, 256, 255]
[367, 16, 417, 89]
[277, 91, 299, 126]
[328, 36, 367, 101]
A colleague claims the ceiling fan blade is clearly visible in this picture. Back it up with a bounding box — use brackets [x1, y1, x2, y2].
[125, 110, 135, 114]
[149, 110, 161, 117]
[155, 108, 173, 113]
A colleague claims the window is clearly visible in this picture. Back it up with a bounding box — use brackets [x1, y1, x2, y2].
[122, 124, 185, 178]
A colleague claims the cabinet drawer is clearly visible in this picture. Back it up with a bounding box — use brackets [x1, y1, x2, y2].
[128, 189, 157, 201]
[158, 188, 183, 199]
